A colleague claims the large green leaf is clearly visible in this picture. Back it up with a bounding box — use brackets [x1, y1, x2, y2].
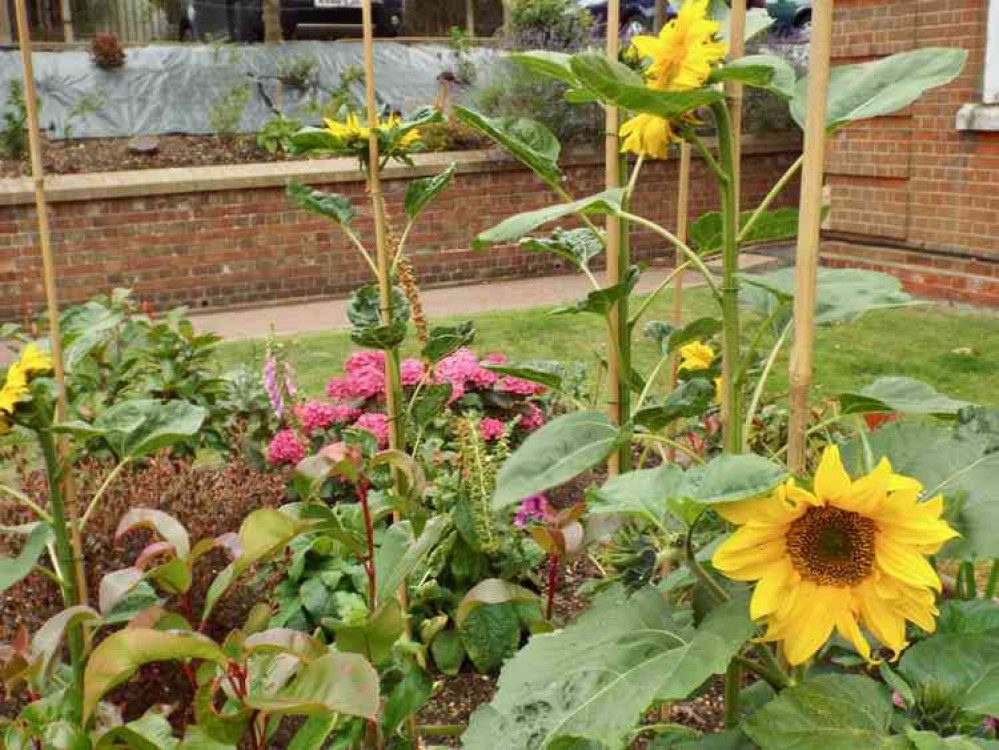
[792, 48, 968, 130]
[520, 227, 603, 272]
[842, 422, 999, 560]
[691, 207, 805, 254]
[0, 522, 53, 593]
[493, 411, 627, 510]
[838, 377, 971, 418]
[510, 51, 579, 87]
[346, 284, 411, 350]
[472, 190, 624, 250]
[634, 379, 715, 431]
[95, 707, 179, 750]
[456, 578, 539, 626]
[460, 602, 522, 674]
[744, 674, 903, 749]
[116, 509, 191, 558]
[430, 628, 466, 676]
[714, 4, 772, 42]
[32, 605, 103, 683]
[462, 588, 751, 749]
[329, 600, 405, 668]
[453, 106, 563, 189]
[83, 629, 226, 721]
[587, 463, 685, 526]
[906, 729, 999, 750]
[711, 55, 796, 100]
[422, 321, 475, 364]
[58, 400, 207, 461]
[899, 633, 999, 719]
[570, 53, 723, 119]
[683, 453, 788, 505]
[244, 652, 379, 719]
[405, 163, 456, 221]
[552, 266, 639, 317]
[740, 268, 916, 325]
[937, 600, 999, 636]
[483, 362, 564, 392]
[287, 182, 357, 226]
[376, 514, 450, 605]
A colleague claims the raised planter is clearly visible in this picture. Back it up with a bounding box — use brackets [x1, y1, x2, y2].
[0, 135, 802, 322]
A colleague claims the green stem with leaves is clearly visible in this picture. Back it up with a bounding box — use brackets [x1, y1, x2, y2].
[711, 102, 743, 455]
[37, 429, 85, 722]
[615, 153, 635, 472]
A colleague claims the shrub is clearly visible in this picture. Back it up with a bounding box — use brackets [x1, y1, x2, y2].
[419, 116, 492, 151]
[507, 0, 594, 50]
[0, 80, 29, 159]
[209, 82, 251, 139]
[90, 32, 126, 70]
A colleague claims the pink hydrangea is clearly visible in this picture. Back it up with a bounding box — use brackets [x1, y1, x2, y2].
[400, 358, 427, 387]
[497, 375, 546, 396]
[482, 353, 508, 365]
[296, 401, 359, 433]
[479, 417, 507, 442]
[353, 412, 390, 447]
[326, 350, 386, 402]
[518, 403, 545, 432]
[434, 348, 497, 402]
[267, 429, 305, 466]
[513, 495, 551, 528]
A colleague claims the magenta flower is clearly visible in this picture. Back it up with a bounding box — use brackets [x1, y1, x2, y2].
[513, 495, 552, 528]
[263, 356, 284, 418]
[267, 429, 305, 466]
[296, 401, 359, 433]
[434, 348, 497, 402]
[497, 375, 546, 396]
[353, 412, 390, 447]
[518, 403, 545, 432]
[400, 358, 427, 387]
[326, 350, 386, 402]
[479, 417, 507, 442]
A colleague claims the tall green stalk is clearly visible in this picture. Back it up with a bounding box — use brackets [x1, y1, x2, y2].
[711, 102, 743, 455]
[615, 153, 633, 473]
[385, 346, 406, 451]
[37, 429, 85, 722]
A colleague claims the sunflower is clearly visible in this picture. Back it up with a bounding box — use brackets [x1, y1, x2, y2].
[18, 343, 52, 377]
[630, 0, 727, 93]
[678, 341, 716, 372]
[620, 113, 678, 159]
[0, 362, 29, 415]
[324, 113, 370, 142]
[712, 446, 958, 665]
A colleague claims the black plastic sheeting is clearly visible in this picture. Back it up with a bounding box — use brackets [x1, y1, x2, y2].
[0, 41, 498, 139]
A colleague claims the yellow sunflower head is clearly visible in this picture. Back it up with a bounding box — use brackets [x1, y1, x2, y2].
[712, 445, 959, 666]
[324, 113, 370, 142]
[620, 113, 678, 160]
[630, 0, 727, 92]
[678, 341, 716, 372]
[0, 362, 29, 416]
[18, 343, 52, 377]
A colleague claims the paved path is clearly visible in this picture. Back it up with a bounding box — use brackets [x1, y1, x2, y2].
[190, 254, 776, 341]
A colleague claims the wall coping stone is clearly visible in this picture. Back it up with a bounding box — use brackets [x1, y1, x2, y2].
[0, 134, 802, 208]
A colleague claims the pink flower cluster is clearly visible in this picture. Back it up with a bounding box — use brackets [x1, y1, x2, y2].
[326, 350, 386, 401]
[479, 417, 507, 442]
[353, 412, 390, 447]
[267, 429, 306, 466]
[295, 401, 359, 434]
[519, 403, 545, 431]
[513, 495, 552, 528]
[434, 348, 497, 402]
[400, 357, 427, 387]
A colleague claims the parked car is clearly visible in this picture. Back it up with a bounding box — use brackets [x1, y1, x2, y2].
[767, 0, 811, 31]
[179, 0, 403, 42]
[577, 0, 675, 42]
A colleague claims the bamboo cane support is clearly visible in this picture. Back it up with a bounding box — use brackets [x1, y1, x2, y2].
[671, 143, 691, 376]
[653, 0, 665, 33]
[465, 0, 475, 36]
[0, 0, 12, 44]
[726, 0, 746, 203]
[59, 0, 72, 41]
[605, 0, 624, 476]
[787, 0, 834, 475]
[14, 0, 86, 604]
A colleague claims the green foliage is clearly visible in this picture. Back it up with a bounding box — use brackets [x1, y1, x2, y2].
[1, 80, 30, 159]
[507, 0, 593, 50]
[447, 26, 478, 85]
[276, 53, 320, 90]
[463, 588, 752, 749]
[838, 377, 972, 418]
[346, 284, 412, 350]
[405, 163, 457, 221]
[257, 114, 304, 154]
[209, 83, 251, 139]
[472, 189, 624, 249]
[62, 89, 105, 140]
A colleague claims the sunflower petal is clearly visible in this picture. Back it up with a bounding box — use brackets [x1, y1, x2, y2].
[815, 445, 852, 501]
[750, 560, 793, 620]
[875, 536, 943, 592]
[858, 578, 908, 659]
[835, 603, 872, 663]
[783, 586, 843, 665]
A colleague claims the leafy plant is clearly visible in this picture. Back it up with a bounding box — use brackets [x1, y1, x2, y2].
[61, 89, 105, 141]
[447, 26, 478, 85]
[209, 82, 251, 139]
[257, 113, 303, 154]
[276, 52, 320, 90]
[89, 32, 126, 70]
[0, 80, 30, 159]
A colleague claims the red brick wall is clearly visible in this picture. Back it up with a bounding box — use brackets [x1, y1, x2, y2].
[824, 0, 999, 305]
[0, 144, 800, 322]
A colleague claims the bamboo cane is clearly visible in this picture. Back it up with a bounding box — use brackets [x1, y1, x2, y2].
[669, 142, 692, 388]
[0, 0, 12, 44]
[465, 0, 475, 36]
[605, 0, 623, 476]
[653, 0, 665, 33]
[14, 0, 88, 719]
[59, 0, 72, 41]
[787, 0, 833, 474]
[726, 0, 746, 202]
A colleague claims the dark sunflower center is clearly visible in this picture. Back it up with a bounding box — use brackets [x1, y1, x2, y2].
[786, 506, 876, 587]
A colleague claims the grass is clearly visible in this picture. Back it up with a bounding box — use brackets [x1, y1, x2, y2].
[215, 288, 999, 406]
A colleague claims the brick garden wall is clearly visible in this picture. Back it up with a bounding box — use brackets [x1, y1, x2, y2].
[0, 137, 800, 323]
[823, 0, 999, 306]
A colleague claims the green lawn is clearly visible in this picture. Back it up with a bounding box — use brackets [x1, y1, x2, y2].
[215, 288, 999, 406]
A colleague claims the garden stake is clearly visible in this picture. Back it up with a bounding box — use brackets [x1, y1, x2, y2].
[726, 0, 747, 204]
[604, 0, 627, 476]
[666, 142, 692, 467]
[13, 0, 88, 718]
[787, 0, 834, 475]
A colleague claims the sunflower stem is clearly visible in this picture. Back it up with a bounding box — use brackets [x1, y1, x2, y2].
[724, 661, 742, 728]
[985, 560, 999, 599]
[685, 511, 729, 603]
[732, 654, 788, 691]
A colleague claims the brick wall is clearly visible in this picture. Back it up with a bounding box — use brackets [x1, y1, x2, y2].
[0, 139, 801, 323]
[824, 0, 999, 306]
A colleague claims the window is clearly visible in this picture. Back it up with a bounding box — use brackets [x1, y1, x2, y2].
[957, 0, 999, 129]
